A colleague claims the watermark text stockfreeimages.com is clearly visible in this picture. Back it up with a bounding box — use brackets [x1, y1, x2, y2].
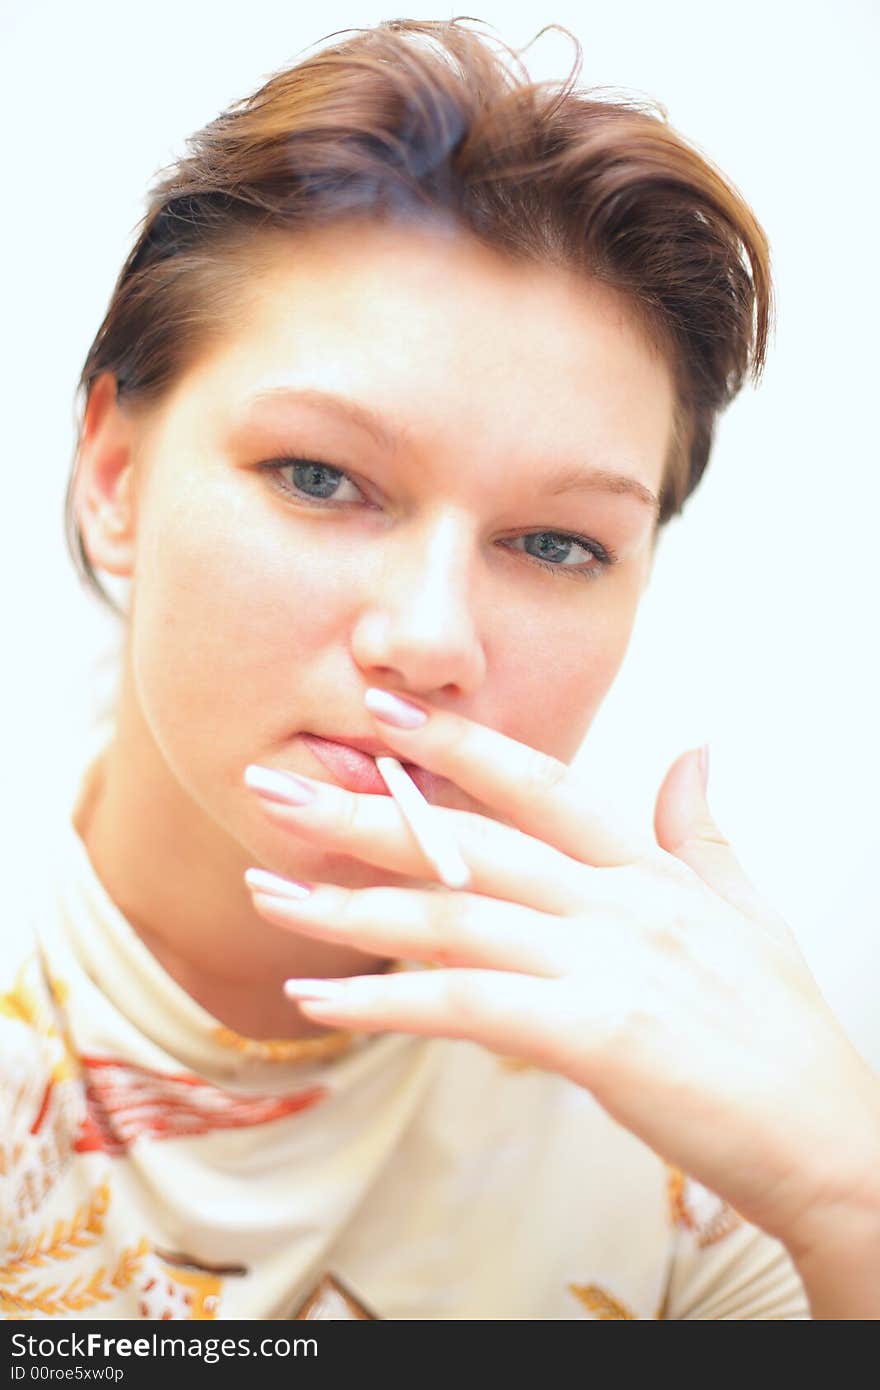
[10, 1333, 316, 1371]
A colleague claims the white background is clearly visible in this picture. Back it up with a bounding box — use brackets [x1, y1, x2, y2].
[2, 2, 878, 1064]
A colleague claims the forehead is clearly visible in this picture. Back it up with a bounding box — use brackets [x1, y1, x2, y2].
[168, 220, 676, 496]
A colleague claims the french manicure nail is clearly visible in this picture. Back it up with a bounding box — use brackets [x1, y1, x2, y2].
[364, 688, 428, 729]
[284, 978, 347, 1001]
[245, 868, 313, 898]
[244, 765, 318, 805]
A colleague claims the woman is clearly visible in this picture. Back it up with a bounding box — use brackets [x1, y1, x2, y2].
[2, 17, 878, 1320]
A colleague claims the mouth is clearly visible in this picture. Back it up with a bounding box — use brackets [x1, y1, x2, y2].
[299, 733, 446, 801]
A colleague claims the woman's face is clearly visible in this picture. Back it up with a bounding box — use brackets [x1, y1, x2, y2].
[107, 220, 674, 883]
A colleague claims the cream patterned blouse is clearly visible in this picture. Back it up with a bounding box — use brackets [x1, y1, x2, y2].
[0, 745, 810, 1321]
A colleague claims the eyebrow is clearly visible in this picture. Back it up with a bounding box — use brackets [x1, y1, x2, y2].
[543, 464, 660, 515]
[241, 386, 401, 453]
[240, 386, 661, 516]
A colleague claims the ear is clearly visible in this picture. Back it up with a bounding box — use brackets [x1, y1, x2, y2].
[74, 372, 139, 578]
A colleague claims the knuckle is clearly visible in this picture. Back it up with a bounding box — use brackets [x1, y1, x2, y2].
[524, 747, 569, 797]
[640, 848, 692, 884]
[339, 883, 391, 930]
[440, 971, 481, 1028]
[693, 820, 731, 850]
[648, 912, 690, 957]
[454, 810, 503, 854]
[424, 892, 471, 967]
[596, 1001, 657, 1066]
[357, 885, 408, 932]
[670, 822, 731, 858]
[339, 789, 365, 840]
[334, 886, 363, 929]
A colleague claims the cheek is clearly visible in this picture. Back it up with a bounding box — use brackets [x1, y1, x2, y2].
[498, 585, 640, 762]
[128, 486, 350, 783]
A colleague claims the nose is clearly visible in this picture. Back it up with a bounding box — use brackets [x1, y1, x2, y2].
[349, 510, 487, 698]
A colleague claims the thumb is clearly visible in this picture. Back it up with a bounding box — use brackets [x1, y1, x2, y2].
[653, 746, 768, 921]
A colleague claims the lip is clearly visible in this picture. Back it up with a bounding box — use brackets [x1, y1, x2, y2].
[300, 733, 447, 802]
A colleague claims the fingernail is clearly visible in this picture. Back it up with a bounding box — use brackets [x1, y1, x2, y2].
[284, 978, 348, 1001]
[244, 765, 319, 806]
[245, 868, 313, 898]
[698, 744, 710, 795]
[364, 688, 428, 729]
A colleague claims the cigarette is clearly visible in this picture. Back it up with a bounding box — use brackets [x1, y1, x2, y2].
[374, 756, 470, 890]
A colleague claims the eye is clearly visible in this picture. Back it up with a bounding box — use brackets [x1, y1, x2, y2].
[263, 458, 367, 506]
[504, 530, 615, 581]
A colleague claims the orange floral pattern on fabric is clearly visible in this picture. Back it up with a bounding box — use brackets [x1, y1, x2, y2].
[73, 1056, 327, 1156]
[0, 1238, 150, 1318]
[569, 1283, 638, 1319]
[0, 1179, 151, 1319]
[1, 1181, 111, 1281]
[135, 1252, 233, 1320]
[212, 1026, 353, 1065]
[666, 1165, 742, 1247]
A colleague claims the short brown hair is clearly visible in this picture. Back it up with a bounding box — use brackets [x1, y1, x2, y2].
[66, 16, 774, 616]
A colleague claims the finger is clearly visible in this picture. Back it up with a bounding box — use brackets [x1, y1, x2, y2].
[282, 966, 568, 1065]
[363, 688, 647, 867]
[246, 874, 571, 977]
[653, 748, 795, 941]
[246, 767, 592, 915]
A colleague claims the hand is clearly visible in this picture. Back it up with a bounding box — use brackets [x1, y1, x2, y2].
[245, 689, 880, 1264]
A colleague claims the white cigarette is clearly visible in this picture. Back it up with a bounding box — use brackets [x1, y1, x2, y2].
[374, 756, 470, 890]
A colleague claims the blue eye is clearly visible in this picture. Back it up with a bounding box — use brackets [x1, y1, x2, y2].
[261, 457, 617, 582]
[273, 459, 364, 504]
[506, 530, 610, 580]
